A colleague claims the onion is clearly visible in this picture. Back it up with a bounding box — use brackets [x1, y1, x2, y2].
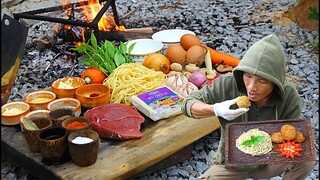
[188, 71, 207, 88]
[143, 53, 171, 74]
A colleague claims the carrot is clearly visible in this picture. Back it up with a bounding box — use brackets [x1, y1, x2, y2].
[81, 67, 108, 84]
[203, 45, 240, 67]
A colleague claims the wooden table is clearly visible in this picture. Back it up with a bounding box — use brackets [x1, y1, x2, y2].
[1, 114, 220, 180]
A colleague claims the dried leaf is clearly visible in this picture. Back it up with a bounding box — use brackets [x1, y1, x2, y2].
[23, 117, 39, 130]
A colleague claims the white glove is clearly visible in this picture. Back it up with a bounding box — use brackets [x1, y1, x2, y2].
[212, 97, 249, 121]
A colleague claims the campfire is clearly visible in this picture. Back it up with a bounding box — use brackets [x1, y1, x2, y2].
[13, 0, 153, 43]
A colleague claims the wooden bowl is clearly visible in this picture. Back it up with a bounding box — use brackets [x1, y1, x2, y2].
[62, 116, 92, 134]
[51, 77, 86, 99]
[1, 101, 30, 125]
[37, 126, 69, 165]
[48, 108, 75, 127]
[47, 98, 81, 116]
[68, 129, 100, 167]
[20, 111, 53, 152]
[20, 109, 51, 132]
[24, 91, 56, 111]
[75, 84, 111, 109]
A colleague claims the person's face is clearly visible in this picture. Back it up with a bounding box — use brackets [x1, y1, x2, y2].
[243, 72, 274, 107]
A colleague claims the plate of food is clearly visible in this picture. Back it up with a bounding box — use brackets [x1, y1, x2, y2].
[152, 29, 195, 43]
[224, 119, 316, 168]
[126, 39, 163, 56]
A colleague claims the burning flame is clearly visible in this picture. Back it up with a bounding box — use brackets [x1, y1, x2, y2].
[62, 0, 126, 32]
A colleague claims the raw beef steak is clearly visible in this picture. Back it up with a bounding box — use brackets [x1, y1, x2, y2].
[84, 103, 145, 140]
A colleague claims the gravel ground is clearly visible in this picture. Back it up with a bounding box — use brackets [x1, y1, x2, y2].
[1, 0, 319, 179]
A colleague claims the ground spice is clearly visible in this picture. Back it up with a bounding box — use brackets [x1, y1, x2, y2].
[66, 121, 89, 129]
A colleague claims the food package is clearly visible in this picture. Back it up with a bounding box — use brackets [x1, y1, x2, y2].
[130, 86, 184, 121]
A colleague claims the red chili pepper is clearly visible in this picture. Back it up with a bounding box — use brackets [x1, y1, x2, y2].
[278, 140, 303, 159]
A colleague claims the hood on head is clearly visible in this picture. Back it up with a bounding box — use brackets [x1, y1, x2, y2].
[233, 34, 286, 98]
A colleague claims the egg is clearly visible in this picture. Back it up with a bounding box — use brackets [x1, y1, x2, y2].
[185, 45, 207, 65]
[180, 34, 201, 51]
[166, 44, 186, 64]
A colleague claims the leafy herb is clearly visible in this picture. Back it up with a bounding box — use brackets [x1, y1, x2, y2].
[71, 32, 136, 74]
[242, 135, 266, 147]
[23, 117, 39, 130]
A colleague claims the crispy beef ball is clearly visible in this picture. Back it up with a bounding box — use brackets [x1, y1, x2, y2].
[295, 132, 306, 143]
[236, 96, 251, 108]
[281, 124, 297, 141]
[271, 132, 284, 143]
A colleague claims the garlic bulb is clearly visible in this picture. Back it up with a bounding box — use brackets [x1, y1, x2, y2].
[175, 82, 199, 97]
[165, 72, 189, 91]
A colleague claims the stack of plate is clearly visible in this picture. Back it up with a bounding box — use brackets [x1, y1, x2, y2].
[127, 29, 195, 63]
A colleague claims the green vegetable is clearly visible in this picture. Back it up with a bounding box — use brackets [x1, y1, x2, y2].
[242, 135, 266, 147]
[23, 117, 39, 130]
[71, 32, 136, 74]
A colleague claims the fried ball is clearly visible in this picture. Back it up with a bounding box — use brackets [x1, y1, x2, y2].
[281, 124, 297, 141]
[295, 132, 306, 143]
[236, 96, 251, 108]
[271, 132, 284, 143]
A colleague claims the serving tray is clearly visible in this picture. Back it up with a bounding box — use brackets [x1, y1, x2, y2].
[225, 119, 316, 167]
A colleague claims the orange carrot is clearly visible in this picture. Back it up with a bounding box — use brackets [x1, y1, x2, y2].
[81, 67, 108, 84]
[203, 45, 240, 67]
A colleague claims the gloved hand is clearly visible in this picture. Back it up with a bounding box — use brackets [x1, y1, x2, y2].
[212, 97, 249, 121]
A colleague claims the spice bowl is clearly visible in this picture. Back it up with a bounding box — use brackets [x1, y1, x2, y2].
[51, 77, 86, 99]
[62, 116, 92, 134]
[1, 101, 30, 125]
[48, 108, 75, 127]
[19, 109, 51, 132]
[68, 129, 100, 167]
[37, 126, 70, 165]
[20, 110, 53, 152]
[24, 90, 56, 111]
[47, 98, 81, 116]
[75, 84, 111, 109]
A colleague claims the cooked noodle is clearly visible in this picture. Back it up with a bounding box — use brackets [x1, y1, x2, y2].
[236, 128, 272, 156]
[104, 63, 166, 105]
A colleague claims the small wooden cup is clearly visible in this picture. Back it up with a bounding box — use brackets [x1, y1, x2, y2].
[68, 129, 100, 167]
[62, 116, 92, 134]
[48, 108, 74, 127]
[21, 110, 52, 153]
[37, 126, 69, 165]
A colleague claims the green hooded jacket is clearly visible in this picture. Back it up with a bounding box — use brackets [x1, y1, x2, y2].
[181, 34, 302, 170]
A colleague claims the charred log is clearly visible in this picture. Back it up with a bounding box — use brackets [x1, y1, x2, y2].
[57, 27, 153, 43]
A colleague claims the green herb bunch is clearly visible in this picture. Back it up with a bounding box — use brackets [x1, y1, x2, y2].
[242, 135, 266, 147]
[71, 32, 136, 74]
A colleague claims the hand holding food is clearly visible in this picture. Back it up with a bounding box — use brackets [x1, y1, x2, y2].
[212, 97, 249, 120]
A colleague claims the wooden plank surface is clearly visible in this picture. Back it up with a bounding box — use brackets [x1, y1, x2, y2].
[1, 114, 221, 180]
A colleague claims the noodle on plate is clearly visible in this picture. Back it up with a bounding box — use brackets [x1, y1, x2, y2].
[236, 128, 272, 156]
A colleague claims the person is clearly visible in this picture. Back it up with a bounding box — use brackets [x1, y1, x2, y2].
[181, 34, 315, 180]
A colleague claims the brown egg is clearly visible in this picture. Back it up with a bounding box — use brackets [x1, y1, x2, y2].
[166, 44, 186, 64]
[185, 45, 207, 65]
[180, 34, 201, 51]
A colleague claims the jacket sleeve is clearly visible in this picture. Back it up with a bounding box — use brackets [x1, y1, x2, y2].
[181, 73, 238, 118]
